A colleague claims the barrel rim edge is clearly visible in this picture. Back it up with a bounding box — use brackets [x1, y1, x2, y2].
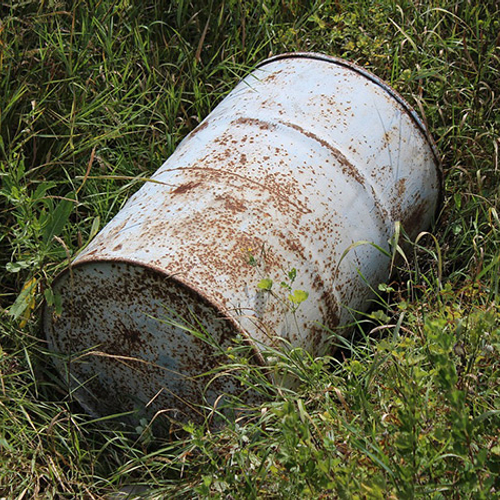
[256, 52, 442, 175]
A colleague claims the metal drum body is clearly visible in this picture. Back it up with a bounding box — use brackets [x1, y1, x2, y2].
[44, 53, 440, 421]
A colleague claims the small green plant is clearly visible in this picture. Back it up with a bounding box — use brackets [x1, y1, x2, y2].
[257, 267, 309, 314]
[1, 152, 76, 327]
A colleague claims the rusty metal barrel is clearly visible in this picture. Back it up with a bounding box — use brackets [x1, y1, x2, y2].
[43, 53, 440, 422]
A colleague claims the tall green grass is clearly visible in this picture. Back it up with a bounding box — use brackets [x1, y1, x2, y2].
[1, 0, 499, 497]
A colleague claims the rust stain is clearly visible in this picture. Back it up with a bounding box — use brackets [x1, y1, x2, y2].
[120, 325, 144, 347]
[262, 69, 284, 83]
[177, 166, 312, 215]
[396, 177, 407, 197]
[172, 180, 202, 195]
[189, 120, 209, 137]
[400, 199, 427, 236]
[233, 116, 275, 131]
[281, 121, 366, 186]
[109, 220, 127, 235]
[220, 196, 246, 213]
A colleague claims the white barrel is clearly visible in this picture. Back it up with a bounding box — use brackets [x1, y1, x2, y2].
[44, 53, 440, 422]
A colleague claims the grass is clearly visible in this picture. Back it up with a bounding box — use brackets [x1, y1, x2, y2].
[1, 0, 500, 497]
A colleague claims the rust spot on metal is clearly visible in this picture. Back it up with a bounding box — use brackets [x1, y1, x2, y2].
[262, 69, 284, 83]
[396, 178, 407, 197]
[220, 196, 246, 213]
[110, 220, 127, 234]
[120, 325, 144, 347]
[234, 117, 274, 131]
[178, 166, 312, 215]
[189, 120, 209, 136]
[172, 181, 202, 195]
[113, 244, 123, 251]
[281, 121, 366, 186]
[400, 198, 427, 237]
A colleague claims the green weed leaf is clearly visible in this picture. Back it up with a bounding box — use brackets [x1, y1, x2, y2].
[42, 195, 75, 243]
[6, 261, 31, 273]
[257, 278, 273, 291]
[9, 278, 37, 323]
[288, 289, 309, 305]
